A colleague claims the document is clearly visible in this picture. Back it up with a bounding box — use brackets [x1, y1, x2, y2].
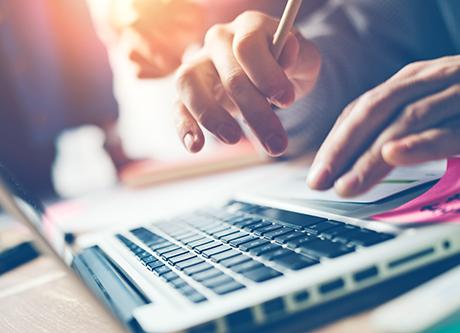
[372, 158, 460, 223]
[250, 160, 447, 203]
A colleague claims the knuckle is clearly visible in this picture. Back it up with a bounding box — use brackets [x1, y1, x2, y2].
[232, 31, 258, 58]
[399, 61, 424, 77]
[205, 24, 229, 44]
[357, 89, 385, 117]
[174, 64, 197, 91]
[224, 69, 249, 98]
[401, 103, 425, 128]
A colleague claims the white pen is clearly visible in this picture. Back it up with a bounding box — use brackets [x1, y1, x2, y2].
[272, 0, 303, 60]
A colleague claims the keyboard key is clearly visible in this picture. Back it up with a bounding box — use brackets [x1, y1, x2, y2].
[260, 248, 293, 261]
[257, 209, 326, 228]
[186, 291, 207, 303]
[153, 265, 172, 276]
[175, 257, 205, 270]
[230, 260, 264, 274]
[321, 224, 359, 240]
[174, 232, 196, 241]
[286, 235, 317, 249]
[146, 260, 165, 271]
[167, 229, 192, 239]
[187, 238, 213, 249]
[249, 243, 282, 256]
[274, 231, 306, 244]
[195, 241, 221, 254]
[168, 252, 196, 265]
[263, 227, 294, 240]
[233, 220, 263, 229]
[202, 274, 234, 289]
[131, 246, 145, 255]
[202, 245, 231, 259]
[274, 254, 318, 270]
[162, 271, 180, 282]
[151, 241, 175, 251]
[229, 235, 258, 247]
[192, 268, 224, 282]
[136, 250, 154, 259]
[220, 255, 252, 268]
[303, 220, 344, 236]
[180, 234, 205, 244]
[162, 248, 188, 260]
[213, 228, 239, 239]
[211, 281, 245, 295]
[156, 245, 180, 255]
[139, 254, 156, 264]
[225, 216, 252, 225]
[177, 284, 197, 296]
[253, 224, 282, 236]
[243, 221, 271, 232]
[210, 250, 241, 263]
[298, 239, 354, 259]
[183, 262, 213, 276]
[239, 239, 270, 252]
[219, 231, 247, 243]
[169, 278, 188, 289]
[241, 266, 282, 282]
[335, 229, 395, 247]
[203, 225, 230, 235]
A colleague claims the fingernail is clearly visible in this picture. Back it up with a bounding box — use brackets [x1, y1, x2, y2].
[183, 133, 194, 151]
[217, 124, 237, 144]
[273, 90, 294, 108]
[264, 133, 286, 156]
[307, 162, 331, 189]
[335, 170, 360, 197]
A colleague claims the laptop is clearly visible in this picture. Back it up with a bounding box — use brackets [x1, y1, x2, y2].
[1, 162, 460, 333]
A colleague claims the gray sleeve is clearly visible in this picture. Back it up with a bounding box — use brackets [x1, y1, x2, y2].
[278, 0, 456, 158]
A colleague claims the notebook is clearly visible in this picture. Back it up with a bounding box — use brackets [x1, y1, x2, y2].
[1, 162, 460, 333]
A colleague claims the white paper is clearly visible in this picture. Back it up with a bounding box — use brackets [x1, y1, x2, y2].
[249, 160, 447, 203]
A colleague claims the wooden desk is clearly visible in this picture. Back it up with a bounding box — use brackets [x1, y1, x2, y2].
[0, 227, 378, 333]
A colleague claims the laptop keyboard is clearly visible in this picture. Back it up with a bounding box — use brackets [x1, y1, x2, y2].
[116, 202, 395, 304]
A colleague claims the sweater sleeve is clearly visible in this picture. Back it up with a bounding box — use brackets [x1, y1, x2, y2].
[278, 0, 456, 158]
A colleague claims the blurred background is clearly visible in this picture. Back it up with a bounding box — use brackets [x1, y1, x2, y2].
[0, 0, 322, 199]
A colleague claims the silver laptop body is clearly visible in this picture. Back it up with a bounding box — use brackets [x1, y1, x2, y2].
[1, 165, 460, 333]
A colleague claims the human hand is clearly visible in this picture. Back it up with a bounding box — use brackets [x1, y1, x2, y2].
[110, 0, 207, 78]
[173, 11, 321, 156]
[307, 55, 460, 197]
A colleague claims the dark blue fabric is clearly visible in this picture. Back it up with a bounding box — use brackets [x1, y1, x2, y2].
[279, 0, 460, 157]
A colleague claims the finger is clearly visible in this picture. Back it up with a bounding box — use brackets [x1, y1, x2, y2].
[129, 51, 175, 78]
[206, 23, 288, 156]
[172, 99, 205, 153]
[385, 83, 460, 136]
[333, 83, 460, 196]
[175, 55, 243, 145]
[382, 121, 460, 165]
[333, 145, 394, 197]
[279, 30, 322, 99]
[231, 12, 295, 108]
[308, 60, 460, 191]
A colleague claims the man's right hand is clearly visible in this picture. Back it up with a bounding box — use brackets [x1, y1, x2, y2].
[173, 11, 322, 156]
